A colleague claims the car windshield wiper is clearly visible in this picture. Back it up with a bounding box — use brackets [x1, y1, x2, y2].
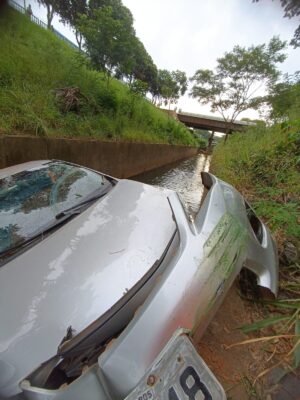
[0, 215, 74, 262]
[55, 186, 111, 220]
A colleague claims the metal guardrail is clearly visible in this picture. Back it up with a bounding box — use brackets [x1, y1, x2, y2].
[8, 0, 79, 50]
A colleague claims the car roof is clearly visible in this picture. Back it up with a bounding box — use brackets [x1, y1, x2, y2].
[0, 160, 52, 179]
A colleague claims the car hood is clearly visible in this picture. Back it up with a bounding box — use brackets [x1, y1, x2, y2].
[0, 179, 176, 397]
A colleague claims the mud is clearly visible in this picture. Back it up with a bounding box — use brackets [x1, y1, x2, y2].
[196, 283, 285, 400]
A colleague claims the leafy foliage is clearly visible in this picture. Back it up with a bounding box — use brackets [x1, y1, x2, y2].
[55, 0, 87, 49]
[190, 38, 287, 138]
[77, 4, 134, 80]
[155, 69, 188, 108]
[266, 72, 300, 121]
[37, 0, 60, 28]
[36, 0, 187, 107]
[254, 0, 300, 48]
[75, 0, 160, 96]
[115, 35, 158, 92]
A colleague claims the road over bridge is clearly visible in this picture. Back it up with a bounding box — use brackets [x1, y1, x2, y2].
[161, 108, 256, 133]
[174, 111, 255, 134]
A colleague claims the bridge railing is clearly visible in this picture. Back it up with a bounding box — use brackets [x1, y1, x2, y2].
[8, 0, 79, 50]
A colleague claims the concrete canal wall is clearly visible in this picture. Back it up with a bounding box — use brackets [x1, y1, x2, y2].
[0, 136, 199, 178]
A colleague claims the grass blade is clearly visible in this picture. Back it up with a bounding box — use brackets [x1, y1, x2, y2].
[225, 334, 296, 349]
[239, 315, 290, 333]
[263, 300, 300, 310]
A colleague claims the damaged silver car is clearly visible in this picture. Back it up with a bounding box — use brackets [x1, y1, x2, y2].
[0, 160, 278, 400]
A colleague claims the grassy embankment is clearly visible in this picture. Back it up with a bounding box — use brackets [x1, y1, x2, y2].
[212, 124, 299, 252]
[0, 7, 201, 146]
[212, 122, 300, 372]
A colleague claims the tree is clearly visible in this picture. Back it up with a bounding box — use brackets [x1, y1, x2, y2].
[172, 70, 188, 97]
[89, 0, 158, 88]
[77, 3, 135, 83]
[156, 69, 188, 109]
[56, 0, 87, 49]
[77, 0, 158, 92]
[254, 0, 300, 48]
[129, 38, 158, 88]
[37, 0, 60, 29]
[114, 35, 159, 98]
[190, 37, 287, 140]
[267, 72, 300, 121]
[113, 35, 158, 103]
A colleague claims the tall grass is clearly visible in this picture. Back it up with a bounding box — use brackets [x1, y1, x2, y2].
[212, 121, 300, 374]
[211, 123, 300, 249]
[0, 7, 201, 146]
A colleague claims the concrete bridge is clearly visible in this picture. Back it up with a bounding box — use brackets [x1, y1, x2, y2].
[165, 110, 255, 134]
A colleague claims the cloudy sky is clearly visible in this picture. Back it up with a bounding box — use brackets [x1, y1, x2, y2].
[18, 0, 300, 118]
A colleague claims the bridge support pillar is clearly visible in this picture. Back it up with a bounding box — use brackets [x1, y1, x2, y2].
[208, 131, 215, 148]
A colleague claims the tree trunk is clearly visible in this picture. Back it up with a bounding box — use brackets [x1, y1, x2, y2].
[208, 131, 215, 148]
[106, 71, 111, 87]
[75, 30, 82, 50]
[224, 122, 231, 143]
[46, 4, 54, 29]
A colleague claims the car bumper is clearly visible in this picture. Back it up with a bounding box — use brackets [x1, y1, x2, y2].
[20, 330, 226, 400]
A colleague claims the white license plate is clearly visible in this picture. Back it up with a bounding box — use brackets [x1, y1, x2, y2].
[126, 332, 226, 400]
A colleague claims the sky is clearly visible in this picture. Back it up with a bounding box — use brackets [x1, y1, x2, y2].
[17, 0, 300, 119]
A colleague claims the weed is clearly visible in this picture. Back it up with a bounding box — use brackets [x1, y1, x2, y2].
[241, 376, 262, 399]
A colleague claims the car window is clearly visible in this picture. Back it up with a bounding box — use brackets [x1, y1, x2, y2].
[0, 161, 111, 257]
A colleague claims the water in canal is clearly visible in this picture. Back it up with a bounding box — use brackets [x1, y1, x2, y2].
[134, 153, 211, 217]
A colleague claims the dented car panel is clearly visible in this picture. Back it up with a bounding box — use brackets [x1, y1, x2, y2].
[20, 331, 227, 400]
[0, 161, 278, 400]
[96, 174, 278, 399]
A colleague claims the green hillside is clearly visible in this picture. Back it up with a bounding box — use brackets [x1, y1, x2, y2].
[0, 6, 199, 146]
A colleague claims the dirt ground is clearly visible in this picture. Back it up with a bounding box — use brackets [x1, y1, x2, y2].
[195, 282, 287, 400]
